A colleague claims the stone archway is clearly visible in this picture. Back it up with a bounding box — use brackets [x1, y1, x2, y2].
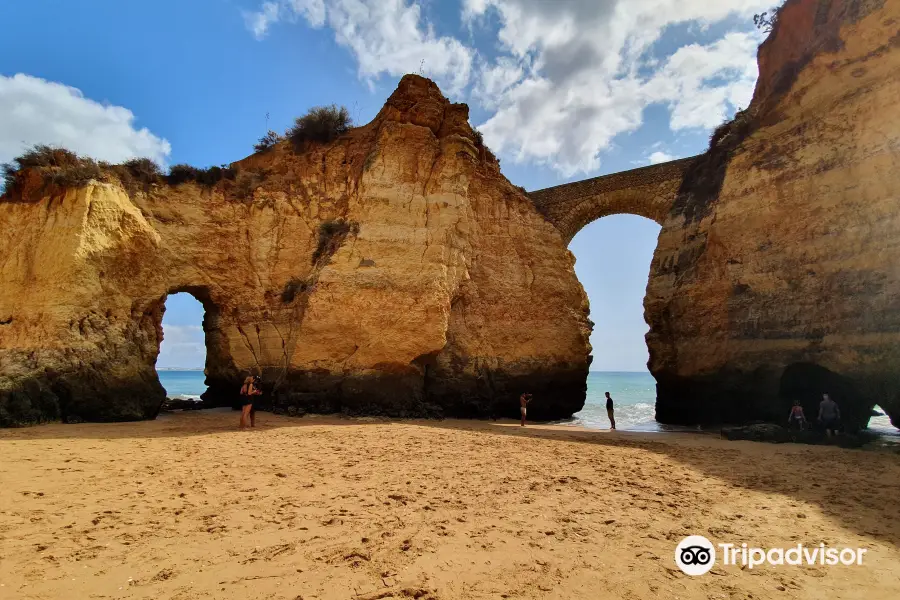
[4, 0, 900, 431]
[528, 158, 695, 242]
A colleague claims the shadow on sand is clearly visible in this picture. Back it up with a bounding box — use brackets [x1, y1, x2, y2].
[2, 408, 899, 547]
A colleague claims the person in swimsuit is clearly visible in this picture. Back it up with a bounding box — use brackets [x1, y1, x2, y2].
[605, 392, 616, 430]
[239, 374, 262, 429]
[818, 393, 841, 437]
[787, 400, 807, 430]
[520, 393, 532, 427]
[819, 394, 841, 437]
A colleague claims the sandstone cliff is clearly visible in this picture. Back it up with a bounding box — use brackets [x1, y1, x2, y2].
[0, 76, 591, 426]
[3, 0, 898, 432]
[646, 0, 900, 429]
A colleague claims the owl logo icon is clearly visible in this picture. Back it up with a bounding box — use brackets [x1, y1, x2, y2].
[675, 536, 716, 576]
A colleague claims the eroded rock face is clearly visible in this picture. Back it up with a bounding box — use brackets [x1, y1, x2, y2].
[0, 76, 591, 426]
[646, 0, 900, 429]
[3, 1, 896, 431]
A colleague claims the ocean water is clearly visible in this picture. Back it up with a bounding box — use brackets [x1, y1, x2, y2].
[157, 369, 896, 433]
[566, 371, 658, 431]
[158, 370, 206, 400]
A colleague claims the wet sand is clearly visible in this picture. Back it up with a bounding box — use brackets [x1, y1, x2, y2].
[1, 409, 898, 599]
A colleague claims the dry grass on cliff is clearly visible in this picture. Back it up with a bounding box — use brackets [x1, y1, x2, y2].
[1, 145, 103, 195]
[312, 218, 360, 265]
[1, 145, 244, 199]
[253, 130, 283, 153]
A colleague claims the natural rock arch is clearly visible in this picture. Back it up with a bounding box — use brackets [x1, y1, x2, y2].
[153, 286, 240, 405]
[2, 0, 899, 431]
[0, 76, 593, 426]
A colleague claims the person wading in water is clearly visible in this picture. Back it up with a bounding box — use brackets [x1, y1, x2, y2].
[605, 391, 616, 430]
[239, 374, 262, 429]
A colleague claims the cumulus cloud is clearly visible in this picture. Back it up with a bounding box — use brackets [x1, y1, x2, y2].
[158, 325, 205, 369]
[0, 74, 171, 167]
[244, 0, 473, 94]
[244, 0, 770, 175]
[648, 151, 675, 165]
[469, 0, 769, 175]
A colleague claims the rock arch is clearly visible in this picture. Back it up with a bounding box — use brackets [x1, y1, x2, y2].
[0, 75, 593, 425]
[527, 157, 695, 243]
[3, 0, 900, 430]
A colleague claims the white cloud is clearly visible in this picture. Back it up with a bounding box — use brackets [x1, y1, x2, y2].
[648, 32, 761, 130]
[158, 325, 205, 369]
[648, 151, 674, 164]
[243, 1, 282, 39]
[162, 324, 203, 345]
[0, 74, 171, 167]
[244, 0, 473, 94]
[244, 0, 771, 175]
[470, 0, 770, 175]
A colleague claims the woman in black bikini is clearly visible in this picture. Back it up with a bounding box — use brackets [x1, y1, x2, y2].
[239, 374, 262, 429]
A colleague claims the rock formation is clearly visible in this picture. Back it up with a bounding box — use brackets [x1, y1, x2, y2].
[645, 0, 900, 430]
[2, 0, 898, 431]
[525, 0, 900, 431]
[0, 76, 591, 426]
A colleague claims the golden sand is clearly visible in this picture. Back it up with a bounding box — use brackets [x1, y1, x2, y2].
[1, 409, 898, 599]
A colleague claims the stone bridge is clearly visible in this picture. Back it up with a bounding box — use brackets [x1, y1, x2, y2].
[528, 157, 697, 242]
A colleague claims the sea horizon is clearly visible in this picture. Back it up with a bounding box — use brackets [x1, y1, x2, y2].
[157, 369, 896, 434]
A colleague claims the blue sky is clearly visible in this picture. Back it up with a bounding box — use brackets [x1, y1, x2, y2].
[0, 0, 770, 372]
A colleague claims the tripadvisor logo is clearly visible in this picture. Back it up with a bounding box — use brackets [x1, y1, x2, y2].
[675, 536, 716, 576]
[674, 536, 868, 576]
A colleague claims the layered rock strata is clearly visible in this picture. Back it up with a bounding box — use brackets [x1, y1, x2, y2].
[644, 0, 900, 429]
[0, 76, 591, 425]
[2, 0, 898, 431]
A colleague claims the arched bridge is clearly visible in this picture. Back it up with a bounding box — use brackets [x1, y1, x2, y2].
[528, 157, 697, 243]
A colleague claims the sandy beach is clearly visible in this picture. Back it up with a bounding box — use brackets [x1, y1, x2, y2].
[1, 410, 899, 600]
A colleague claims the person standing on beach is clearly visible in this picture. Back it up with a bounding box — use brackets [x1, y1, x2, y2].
[239, 375, 262, 429]
[520, 393, 532, 426]
[605, 392, 616, 430]
[818, 393, 841, 436]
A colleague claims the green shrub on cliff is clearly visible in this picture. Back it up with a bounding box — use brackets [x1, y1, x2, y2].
[101, 157, 164, 194]
[167, 164, 237, 186]
[122, 158, 163, 183]
[167, 164, 202, 185]
[286, 105, 352, 151]
[0, 145, 241, 199]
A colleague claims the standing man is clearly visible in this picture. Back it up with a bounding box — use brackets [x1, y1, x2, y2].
[605, 392, 616, 430]
[818, 393, 841, 437]
[520, 393, 532, 427]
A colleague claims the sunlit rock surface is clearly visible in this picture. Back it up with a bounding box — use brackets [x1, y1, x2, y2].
[645, 0, 900, 429]
[0, 76, 591, 425]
